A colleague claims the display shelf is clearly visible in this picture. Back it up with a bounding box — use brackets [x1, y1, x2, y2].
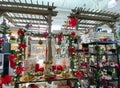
[88, 41, 120, 88]
[88, 41, 117, 45]
[17, 77, 79, 84]
[90, 53, 117, 56]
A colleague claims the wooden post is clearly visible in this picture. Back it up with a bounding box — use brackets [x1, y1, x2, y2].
[47, 11, 52, 61]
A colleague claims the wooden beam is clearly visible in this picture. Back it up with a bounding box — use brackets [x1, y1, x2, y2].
[70, 14, 116, 22]
[15, 21, 48, 25]
[72, 8, 119, 18]
[15, 24, 47, 29]
[0, 6, 57, 16]
[3, 13, 15, 23]
[10, 17, 46, 21]
[0, 1, 56, 9]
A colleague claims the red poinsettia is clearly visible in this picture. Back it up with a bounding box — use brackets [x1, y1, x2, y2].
[18, 43, 26, 49]
[57, 33, 63, 41]
[68, 47, 75, 54]
[10, 61, 16, 68]
[0, 39, 4, 44]
[29, 84, 38, 88]
[74, 71, 83, 78]
[9, 54, 17, 62]
[35, 64, 39, 72]
[80, 62, 88, 67]
[69, 17, 77, 28]
[2, 75, 12, 85]
[52, 65, 57, 71]
[17, 28, 24, 36]
[15, 66, 24, 74]
[39, 67, 44, 72]
[57, 65, 63, 70]
[70, 31, 76, 38]
[42, 32, 48, 38]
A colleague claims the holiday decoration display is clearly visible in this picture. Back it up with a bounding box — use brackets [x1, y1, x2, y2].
[9, 28, 26, 88]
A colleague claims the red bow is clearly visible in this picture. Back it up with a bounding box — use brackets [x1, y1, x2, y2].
[17, 28, 24, 36]
[70, 31, 76, 38]
[74, 71, 83, 78]
[0, 39, 3, 44]
[18, 43, 26, 49]
[68, 47, 75, 54]
[69, 17, 77, 28]
[15, 66, 24, 74]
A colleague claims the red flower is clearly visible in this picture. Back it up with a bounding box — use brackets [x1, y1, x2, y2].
[39, 67, 44, 72]
[35, 64, 39, 72]
[52, 65, 57, 71]
[115, 65, 120, 70]
[69, 17, 77, 28]
[15, 66, 24, 74]
[10, 61, 16, 68]
[81, 62, 88, 67]
[18, 43, 26, 49]
[42, 32, 48, 38]
[70, 31, 76, 38]
[9, 54, 17, 62]
[17, 28, 24, 36]
[57, 33, 63, 41]
[29, 84, 38, 88]
[68, 47, 75, 54]
[0, 39, 3, 44]
[2, 75, 12, 85]
[74, 71, 83, 78]
[57, 65, 63, 70]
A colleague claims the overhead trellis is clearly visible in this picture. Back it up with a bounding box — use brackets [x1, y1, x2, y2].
[63, 7, 119, 32]
[0, 0, 57, 31]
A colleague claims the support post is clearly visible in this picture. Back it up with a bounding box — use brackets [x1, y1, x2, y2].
[47, 11, 52, 61]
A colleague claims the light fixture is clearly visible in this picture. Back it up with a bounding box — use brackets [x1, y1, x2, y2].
[108, 0, 117, 8]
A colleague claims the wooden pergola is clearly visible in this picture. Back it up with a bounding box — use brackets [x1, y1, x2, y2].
[0, 0, 58, 60]
[64, 8, 119, 33]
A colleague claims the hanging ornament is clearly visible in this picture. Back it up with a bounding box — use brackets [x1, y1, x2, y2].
[38, 39, 43, 45]
[69, 17, 77, 28]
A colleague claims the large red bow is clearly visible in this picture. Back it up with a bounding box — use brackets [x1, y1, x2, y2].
[69, 17, 77, 28]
